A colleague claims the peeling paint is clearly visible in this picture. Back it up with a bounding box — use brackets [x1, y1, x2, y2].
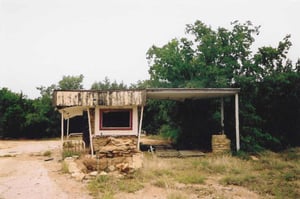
[53, 90, 146, 107]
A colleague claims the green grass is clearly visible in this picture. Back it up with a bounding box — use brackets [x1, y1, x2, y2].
[220, 174, 257, 186]
[219, 149, 300, 198]
[176, 173, 205, 184]
[88, 175, 144, 197]
[152, 179, 168, 188]
[87, 148, 300, 198]
[117, 178, 144, 193]
[62, 150, 81, 159]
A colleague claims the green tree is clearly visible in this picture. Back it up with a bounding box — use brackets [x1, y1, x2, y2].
[58, 74, 84, 90]
[23, 74, 85, 138]
[147, 21, 260, 88]
[36, 84, 58, 98]
[0, 75, 86, 139]
[146, 20, 300, 151]
[23, 85, 60, 138]
[91, 76, 127, 90]
[0, 88, 28, 138]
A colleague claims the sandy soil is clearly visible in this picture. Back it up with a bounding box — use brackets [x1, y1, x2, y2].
[0, 140, 261, 199]
[0, 140, 91, 199]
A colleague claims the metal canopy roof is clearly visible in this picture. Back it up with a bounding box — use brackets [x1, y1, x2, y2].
[54, 88, 240, 119]
[146, 88, 240, 101]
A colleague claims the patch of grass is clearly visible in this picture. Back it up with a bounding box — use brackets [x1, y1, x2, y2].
[233, 150, 250, 160]
[152, 179, 167, 188]
[153, 169, 174, 177]
[282, 148, 300, 161]
[117, 178, 144, 193]
[87, 147, 300, 199]
[101, 192, 114, 199]
[152, 176, 174, 188]
[62, 150, 81, 159]
[88, 175, 115, 197]
[282, 172, 297, 181]
[199, 160, 209, 167]
[220, 174, 257, 186]
[245, 149, 300, 198]
[176, 173, 205, 184]
[88, 175, 144, 198]
[198, 155, 251, 175]
[43, 150, 51, 157]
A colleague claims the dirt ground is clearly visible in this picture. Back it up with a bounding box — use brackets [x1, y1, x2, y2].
[0, 140, 262, 199]
[0, 140, 91, 199]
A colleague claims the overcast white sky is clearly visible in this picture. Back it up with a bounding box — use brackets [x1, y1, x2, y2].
[0, 0, 299, 98]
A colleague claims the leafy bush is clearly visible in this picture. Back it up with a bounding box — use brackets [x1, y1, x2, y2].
[159, 124, 180, 143]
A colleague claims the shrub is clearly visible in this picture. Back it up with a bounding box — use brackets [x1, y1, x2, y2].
[159, 124, 180, 143]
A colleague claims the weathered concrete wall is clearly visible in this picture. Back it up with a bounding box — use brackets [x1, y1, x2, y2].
[212, 134, 231, 154]
[53, 90, 146, 107]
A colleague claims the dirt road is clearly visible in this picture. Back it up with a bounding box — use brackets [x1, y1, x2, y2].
[0, 140, 91, 199]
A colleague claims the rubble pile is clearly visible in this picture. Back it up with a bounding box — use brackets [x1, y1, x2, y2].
[90, 136, 142, 173]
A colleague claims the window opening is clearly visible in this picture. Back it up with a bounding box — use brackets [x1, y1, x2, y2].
[100, 109, 132, 130]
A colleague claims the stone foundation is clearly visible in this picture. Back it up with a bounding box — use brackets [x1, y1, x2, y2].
[212, 134, 231, 154]
[90, 136, 142, 173]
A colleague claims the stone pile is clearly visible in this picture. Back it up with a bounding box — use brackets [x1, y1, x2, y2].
[64, 157, 85, 181]
[90, 136, 142, 173]
[211, 134, 231, 154]
[93, 136, 138, 157]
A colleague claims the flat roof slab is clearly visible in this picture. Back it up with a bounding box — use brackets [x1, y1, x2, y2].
[146, 88, 240, 101]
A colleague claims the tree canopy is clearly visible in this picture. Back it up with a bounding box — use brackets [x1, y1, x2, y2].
[0, 74, 85, 138]
[58, 74, 84, 90]
[145, 20, 300, 151]
[91, 76, 127, 90]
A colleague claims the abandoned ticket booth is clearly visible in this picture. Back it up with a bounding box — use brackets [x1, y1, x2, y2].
[53, 88, 240, 159]
[53, 89, 146, 156]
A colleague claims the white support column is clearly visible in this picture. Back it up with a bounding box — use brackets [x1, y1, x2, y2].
[87, 108, 94, 157]
[235, 94, 240, 151]
[66, 119, 70, 138]
[137, 106, 144, 151]
[221, 97, 224, 134]
[61, 112, 64, 150]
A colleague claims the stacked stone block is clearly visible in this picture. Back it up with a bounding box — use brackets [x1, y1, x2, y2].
[91, 136, 142, 173]
[212, 134, 231, 154]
